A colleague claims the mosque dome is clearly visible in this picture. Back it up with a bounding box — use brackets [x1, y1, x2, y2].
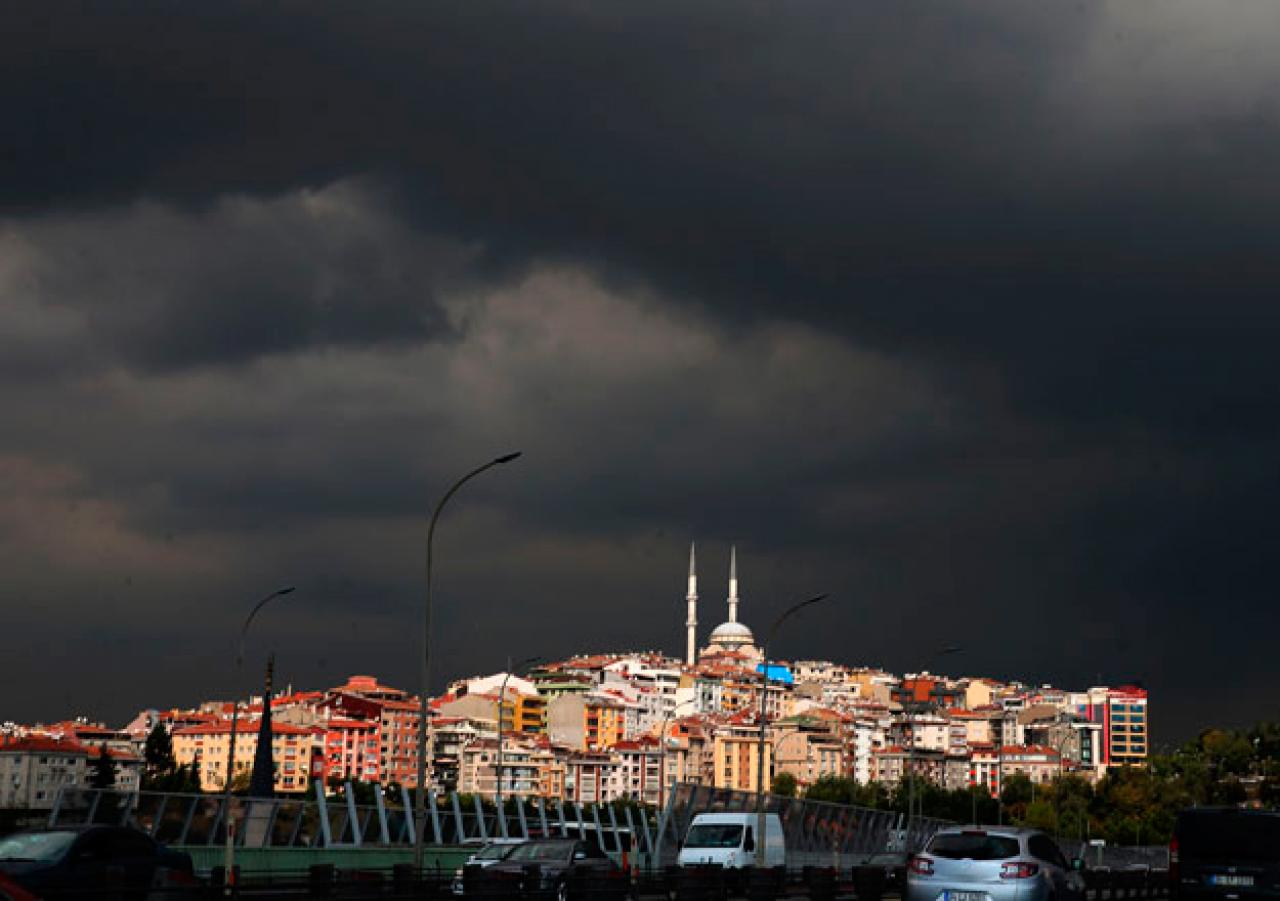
[708, 620, 755, 647]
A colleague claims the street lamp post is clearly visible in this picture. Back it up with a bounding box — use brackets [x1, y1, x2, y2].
[755, 594, 828, 868]
[495, 655, 541, 832]
[655, 700, 698, 808]
[997, 708, 1013, 826]
[906, 646, 961, 835]
[222, 586, 295, 895]
[413, 452, 522, 873]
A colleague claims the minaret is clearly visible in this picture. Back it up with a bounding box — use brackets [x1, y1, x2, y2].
[685, 542, 698, 665]
[727, 545, 739, 623]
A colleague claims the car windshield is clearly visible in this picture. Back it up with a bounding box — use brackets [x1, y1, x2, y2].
[684, 824, 743, 849]
[1178, 812, 1280, 864]
[928, 832, 1022, 861]
[506, 842, 572, 862]
[475, 843, 519, 861]
[0, 831, 78, 862]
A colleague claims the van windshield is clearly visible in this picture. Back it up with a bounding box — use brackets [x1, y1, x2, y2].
[685, 824, 744, 849]
[1178, 812, 1280, 864]
[927, 833, 1021, 861]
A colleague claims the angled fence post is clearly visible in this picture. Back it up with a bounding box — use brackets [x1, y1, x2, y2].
[315, 780, 332, 848]
[374, 786, 391, 845]
[402, 785, 416, 845]
[590, 803, 606, 852]
[47, 787, 66, 827]
[149, 795, 168, 837]
[344, 781, 362, 846]
[473, 793, 488, 840]
[179, 795, 199, 845]
[516, 796, 529, 838]
[535, 796, 549, 837]
[209, 795, 226, 848]
[605, 804, 621, 853]
[451, 792, 466, 842]
[622, 805, 643, 856]
[427, 788, 443, 844]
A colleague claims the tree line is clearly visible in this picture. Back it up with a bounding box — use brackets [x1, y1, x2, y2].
[777, 721, 1280, 847]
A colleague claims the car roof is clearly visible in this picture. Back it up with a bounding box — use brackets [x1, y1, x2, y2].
[931, 826, 1040, 838]
[7, 825, 139, 835]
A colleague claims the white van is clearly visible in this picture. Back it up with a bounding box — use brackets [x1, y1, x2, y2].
[677, 812, 786, 869]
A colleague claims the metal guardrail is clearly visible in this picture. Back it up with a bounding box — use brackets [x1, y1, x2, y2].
[48, 781, 947, 869]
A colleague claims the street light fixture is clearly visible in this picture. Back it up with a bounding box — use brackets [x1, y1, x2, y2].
[413, 452, 522, 872]
[495, 655, 542, 831]
[222, 585, 295, 895]
[755, 594, 828, 868]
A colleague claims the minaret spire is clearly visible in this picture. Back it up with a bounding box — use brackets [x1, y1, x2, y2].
[728, 544, 739, 623]
[685, 542, 698, 665]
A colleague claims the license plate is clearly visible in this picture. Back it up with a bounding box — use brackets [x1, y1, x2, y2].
[1210, 876, 1254, 887]
[944, 892, 985, 901]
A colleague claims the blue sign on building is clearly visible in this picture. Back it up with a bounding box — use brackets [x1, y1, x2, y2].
[755, 662, 794, 684]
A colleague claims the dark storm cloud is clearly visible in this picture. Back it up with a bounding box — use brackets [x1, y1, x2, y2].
[2, 1, 1279, 738]
[0, 183, 471, 371]
[7, 1, 1279, 432]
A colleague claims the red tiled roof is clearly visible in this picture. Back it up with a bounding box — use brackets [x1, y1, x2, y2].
[1, 736, 88, 754]
[326, 718, 377, 730]
[174, 722, 318, 737]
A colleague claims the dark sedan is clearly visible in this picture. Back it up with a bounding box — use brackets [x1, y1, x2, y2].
[0, 825, 196, 899]
[480, 838, 620, 901]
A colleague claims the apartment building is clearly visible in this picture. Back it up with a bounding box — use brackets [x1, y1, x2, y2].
[0, 737, 89, 809]
[172, 721, 321, 793]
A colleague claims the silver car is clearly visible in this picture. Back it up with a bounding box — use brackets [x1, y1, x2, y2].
[906, 826, 1086, 901]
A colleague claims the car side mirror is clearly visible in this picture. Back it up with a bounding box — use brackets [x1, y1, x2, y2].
[743, 835, 755, 852]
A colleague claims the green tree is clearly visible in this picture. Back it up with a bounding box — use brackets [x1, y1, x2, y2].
[1021, 798, 1058, 832]
[772, 772, 798, 797]
[230, 769, 252, 793]
[149, 763, 202, 793]
[1000, 772, 1033, 821]
[804, 774, 859, 805]
[90, 744, 118, 790]
[142, 724, 178, 789]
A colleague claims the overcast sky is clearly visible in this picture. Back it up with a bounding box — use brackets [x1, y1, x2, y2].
[4, 1, 1279, 742]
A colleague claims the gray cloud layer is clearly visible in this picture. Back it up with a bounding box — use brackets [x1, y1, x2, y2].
[3, 1, 1279, 739]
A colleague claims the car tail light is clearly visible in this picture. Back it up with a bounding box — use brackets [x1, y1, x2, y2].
[157, 867, 198, 887]
[1169, 835, 1179, 884]
[909, 855, 934, 876]
[1000, 862, 1040, 880]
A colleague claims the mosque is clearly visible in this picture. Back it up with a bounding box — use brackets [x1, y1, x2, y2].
[684, 543, 763, 664]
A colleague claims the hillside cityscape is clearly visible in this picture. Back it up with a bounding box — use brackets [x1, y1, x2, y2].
[2, 547, 1148, 821]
